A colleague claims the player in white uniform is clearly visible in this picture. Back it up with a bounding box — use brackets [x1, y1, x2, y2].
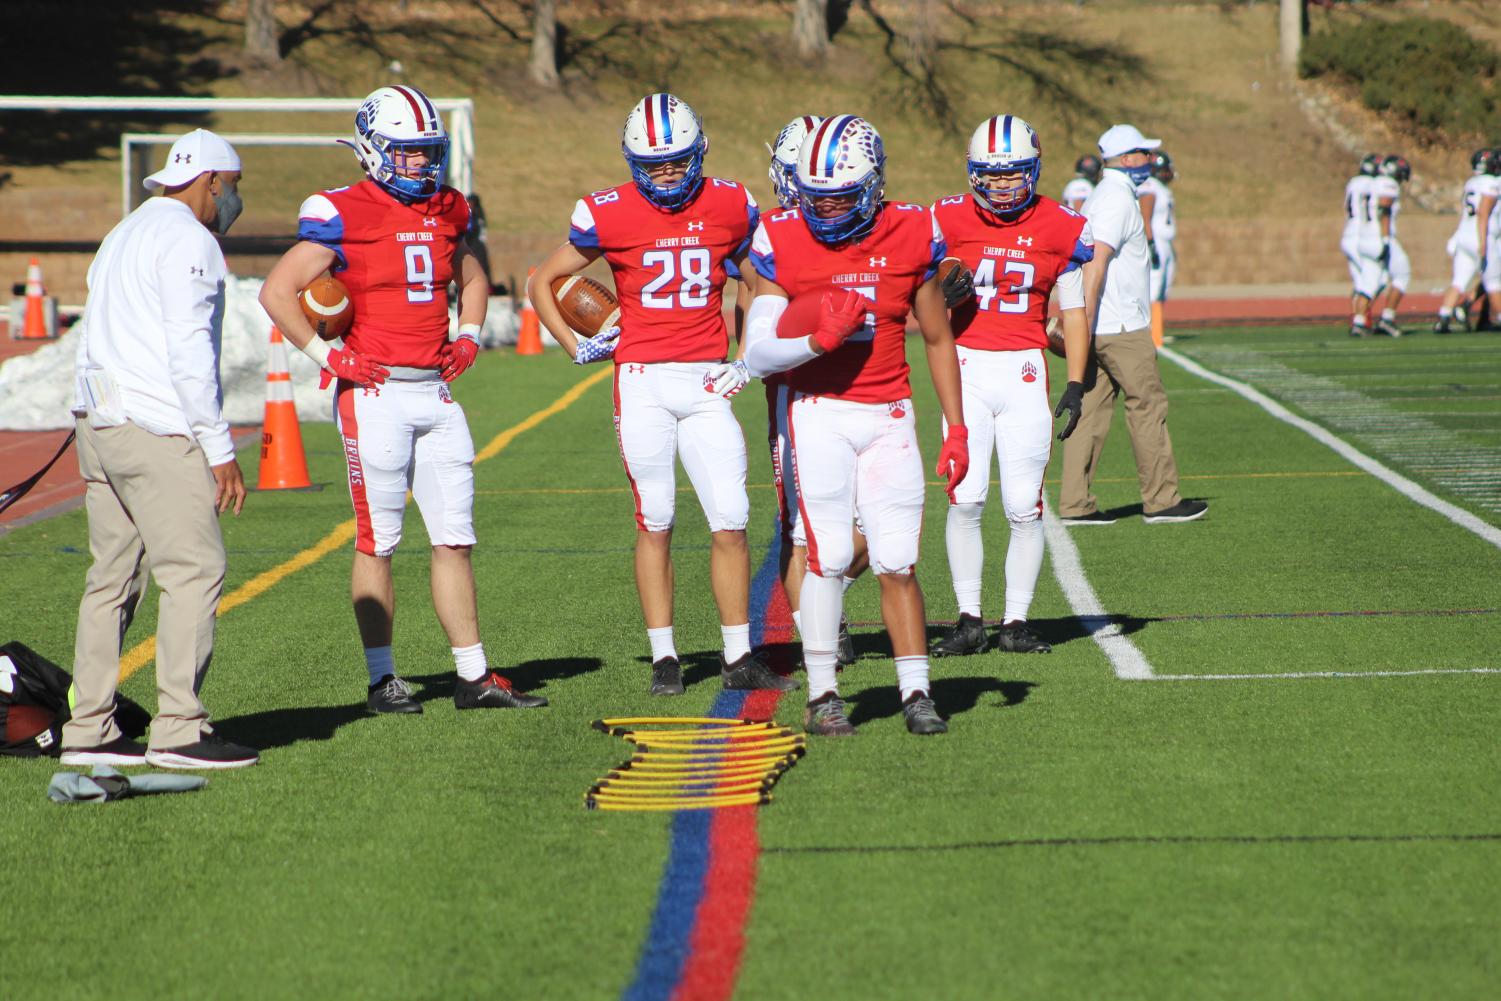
[1373, 155, 1412, 337]
[1136, 150, 1176, 348]
[1437, 149, 1500, 334]
[1343, 153, 1382, 335]
[1061, 154, 1101, 212]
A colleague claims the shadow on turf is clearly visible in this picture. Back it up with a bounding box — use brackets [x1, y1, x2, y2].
[846, 676, 1035, 726]
[405, 657, 604, 703]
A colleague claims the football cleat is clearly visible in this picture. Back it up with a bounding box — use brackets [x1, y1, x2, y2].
[795, 115, 886, 244]
[836, 617, 856, 666]
[767, 115, 824, 210]
[931, 613, 989, 657]
[342, 86, 449, 201]
[621, 93, 708, 211]
[902, 692, 948, 735]
[650, 656, 684, 697]
[803, 693, 856, 736]
[1349, 323, 1369, 338]
[967, 114, 1042, 215]
[1376, 318, 1404, 338]
[722, 652, 800, 692]
[995, 622, 1052, 654]
[455, 671, 548, 709]
[1434, 317, 1452, 335]
[368, 675, 422, 714]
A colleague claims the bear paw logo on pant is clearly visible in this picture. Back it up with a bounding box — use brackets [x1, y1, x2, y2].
[1021, 361, 1038, 384]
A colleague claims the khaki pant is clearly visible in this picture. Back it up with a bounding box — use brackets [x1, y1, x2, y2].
[64, 419, 225, 750]
[1059, 327, 1183, 517]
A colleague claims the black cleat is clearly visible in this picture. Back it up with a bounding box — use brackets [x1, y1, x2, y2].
[836, 617, 856, 666]
[996, 621, 1052, 654]
[931, 613, 989, 657]
[803, 693, 856, 735]
[455, 671, 548, 709]
[722, 651, 800, 691]
[902, 692, 948, 735]
[368, 675, 422, 714]
[650, 656, 684, 697]
[1434, 317, 1452, 335]
[1143, 499, 1209, 524]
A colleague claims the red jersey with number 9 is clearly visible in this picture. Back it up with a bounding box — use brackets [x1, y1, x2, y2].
[569, 179, 759, 365]
[931, 193, 1092, 352]
[297, 179, 470, 369]
[749, 202, 945, 404]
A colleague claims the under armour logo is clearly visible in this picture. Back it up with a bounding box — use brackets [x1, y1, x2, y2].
[687, 221, 705, 232]
[869, 257, 887, 267]
[423, 217, 438, 227]
[1016, 236, 1033, 247]
[174, 153, 191, 164]
[189, 266, 204, 277]
[627, 364, 645, 374]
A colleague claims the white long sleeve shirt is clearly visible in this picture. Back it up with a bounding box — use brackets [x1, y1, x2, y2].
[73, 197, 234, 465]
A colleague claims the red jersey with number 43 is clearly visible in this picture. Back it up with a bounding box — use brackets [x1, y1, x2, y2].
[297, 180, 470, 369]
[931, 193, 1093, 352]
[750, 202, 944, 404]
[569, 179, 758, 364]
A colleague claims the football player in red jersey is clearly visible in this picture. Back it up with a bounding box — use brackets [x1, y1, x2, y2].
[928, 115, 1093, 659]
[763, 115, 868, 667]
[260, 86, 547, 714]
[744, 114, 968, 736]
[529, 93, 794, 698]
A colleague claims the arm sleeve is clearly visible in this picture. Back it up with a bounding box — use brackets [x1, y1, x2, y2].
[297, 194, 348, 270]
[569, 199, 601, 251]
[159, 230, 234, 465]
[1056, 266, 1085, 310]
[744, 294, 819, 378]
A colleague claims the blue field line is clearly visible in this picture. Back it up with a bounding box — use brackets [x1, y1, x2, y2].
[618, 521, 782, 1001]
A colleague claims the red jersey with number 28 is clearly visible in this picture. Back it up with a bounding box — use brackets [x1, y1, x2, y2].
[569, 179, 758, 365]
[931, 193, 1092, 352]
[297, 179, 470, 369]
[749, 202, 944, 404]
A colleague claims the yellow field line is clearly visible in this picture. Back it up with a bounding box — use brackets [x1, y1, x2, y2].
[118, 367, 612, 683]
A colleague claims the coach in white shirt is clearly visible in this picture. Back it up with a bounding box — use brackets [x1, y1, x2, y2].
[63, 129, 259, 770]
[1059, 124, 1207, 525]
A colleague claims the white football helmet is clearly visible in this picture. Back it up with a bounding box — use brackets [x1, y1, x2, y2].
[621, 93, 708, 210]
[343, 85, 448, 201]
[795, 115, 886, 244]
[767, 115, 823, 209]
[967, 115, 1042, 215]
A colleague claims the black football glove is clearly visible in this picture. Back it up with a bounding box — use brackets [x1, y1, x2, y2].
[1149, 242, 1161, 270]
[940, 263, 975, 308]
[1379, 241, 1391, 268]
[1053, 381, 1085, 441]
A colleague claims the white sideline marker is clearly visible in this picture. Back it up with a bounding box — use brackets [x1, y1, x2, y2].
[1041, 501, 1155, 680]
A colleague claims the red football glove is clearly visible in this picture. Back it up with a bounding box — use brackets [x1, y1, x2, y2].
[812, 289, 869, 354]
[319, 347, 391, 390]
[935, 425, 970, 504]
[440, 334, 479, 383]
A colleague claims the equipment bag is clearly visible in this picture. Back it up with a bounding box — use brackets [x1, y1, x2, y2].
[0, 641, 149, 757]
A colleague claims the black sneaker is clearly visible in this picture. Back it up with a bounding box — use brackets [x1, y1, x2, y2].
[650, 656, 684, 696]
[836, 618, 856, 666]
[803, 693, 856, 736]
[145, 733, 259, 770]
[996, 621, 1051, 654]
[454, 671, 548, 709]
[1059, 510, 1117, 526]
[367, 675, 421, 714]
[1434, 317, 1452, 335]
[1142, 499, 1209, 524]
[722, 651, 800, 691]
[931, 613, 988, 657]
[902, 692, 948, 735]
[59, 735, 147, 767]
[1377, 318, 1404, 338]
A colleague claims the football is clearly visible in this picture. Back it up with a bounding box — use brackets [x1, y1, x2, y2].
[776, 290, 827, 339]
[937, 256, 965, 286]
[551, 274, 621, 337]
[299, 274, 353, 341]
[1045, 315, 1066, 358]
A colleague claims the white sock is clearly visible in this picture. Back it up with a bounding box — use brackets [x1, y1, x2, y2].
[792, 609, 802, 636]
[1002, 517, 1045, 624]
[895, 656, 931, 702]
[801, 571, 844, 699]
[1439, 307, 1453, 319]
[722, 622, 751, 663]
[452, 642, 487, 683]
[647, 626, 676, 663]
[841, 575, 857, 594]
[1381, 308, 1396, 321]
[945, 502, 985, 618]
[1352, 314, 1368, 327]
[364, 646, 395, 686]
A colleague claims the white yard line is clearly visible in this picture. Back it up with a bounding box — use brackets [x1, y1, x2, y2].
[1041, 500, 1155, 680]
[1149, 668, 1501, 682]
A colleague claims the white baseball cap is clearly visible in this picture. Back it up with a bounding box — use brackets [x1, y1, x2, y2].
[143, 129, 241, 191]
[1096, 124, 1161, 161]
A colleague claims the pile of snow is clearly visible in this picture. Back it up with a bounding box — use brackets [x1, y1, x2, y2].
[0, 276, 523, 432]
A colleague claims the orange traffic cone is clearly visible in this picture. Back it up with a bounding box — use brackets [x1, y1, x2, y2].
[1150, 302, 1164, 349]
[517, 266, 544, 356]
[257, 327, 314, 490]
[20, 257, 52, 340]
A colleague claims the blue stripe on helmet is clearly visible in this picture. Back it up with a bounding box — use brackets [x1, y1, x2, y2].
[1001, 115, 1013, 154]
[823, 116, 854, 177]
[659, 94, 672, 145]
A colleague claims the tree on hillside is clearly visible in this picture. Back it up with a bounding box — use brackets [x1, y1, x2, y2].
[246, 0, 281, 62]
[530, 0, 560, 87]
[793, 0, 829, 57]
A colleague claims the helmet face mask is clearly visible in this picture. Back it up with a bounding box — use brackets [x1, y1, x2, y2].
[622, 93, 708, 211]
[1150, 150, 1174, 183]
[767, 115, 823, 209]
[345, 86, 449, 201]
[967, 115, 1042, 216]
[1472, 148, 1497, 175]
[795, 115, 886, 244]
[1359, 153, 1382, 177]
[1381, 154, 1411, 183]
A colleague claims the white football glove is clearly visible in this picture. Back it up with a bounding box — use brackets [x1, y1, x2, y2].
[573, 326, 621, 365]
[704, 359, 750, 398]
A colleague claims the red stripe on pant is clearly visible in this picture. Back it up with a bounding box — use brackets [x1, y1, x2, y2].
[613, 365, 647, 531]
[336, 381, 377, 554]
[765, 382, 793, 542]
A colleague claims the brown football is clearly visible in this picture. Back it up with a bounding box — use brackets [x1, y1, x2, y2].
[551, 274, 621, 337]
[937, 256, 964, 286]
[299, 274, 353, 341]
[1045, 315, 1066, 358]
